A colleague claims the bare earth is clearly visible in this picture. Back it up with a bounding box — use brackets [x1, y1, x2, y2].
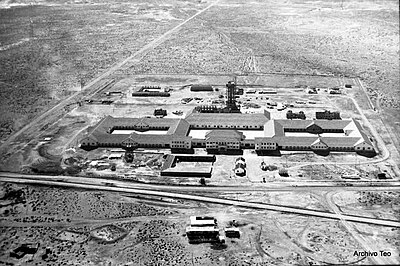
[0, 0, 399, 265]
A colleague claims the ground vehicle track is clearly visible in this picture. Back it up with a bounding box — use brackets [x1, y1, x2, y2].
[325, 191, 398, 265]
[0, 0, 222, 155]
[1, 175, 399, 228]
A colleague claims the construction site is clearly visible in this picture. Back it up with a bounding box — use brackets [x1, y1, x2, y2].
[0, 0, 399, 265]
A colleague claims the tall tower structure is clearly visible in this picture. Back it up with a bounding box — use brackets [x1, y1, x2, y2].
[225, 81, 240, 113]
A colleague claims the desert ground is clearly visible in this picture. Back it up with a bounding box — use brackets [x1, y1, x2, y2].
[0, 0, 399, 265]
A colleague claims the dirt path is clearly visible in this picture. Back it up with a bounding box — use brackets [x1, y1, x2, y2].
[3, 171, 400, 192]
[2, 175, 400, 228]
[0, 0, 222, 157]
[0, 214, 183, 228]
[324, 191, 398, 265]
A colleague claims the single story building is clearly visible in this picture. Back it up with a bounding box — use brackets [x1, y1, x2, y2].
[190, 84, 213, 92]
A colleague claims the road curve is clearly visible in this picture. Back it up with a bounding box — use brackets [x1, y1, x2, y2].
[1, 176, 399, 228]
[287, 94, 392, 172]
[325, 191, 397, 265]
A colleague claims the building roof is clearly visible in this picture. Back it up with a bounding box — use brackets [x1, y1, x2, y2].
[311, 138, 327, 147]
[167, 119, 190, 136]
[350, 119, 373, 146]
[190, 216, 216, 226]
[82, 115, 373, 150]
[88, 116, 178, 133]
[319, 137, 362, 147]
[274, 136, 318, 146]
[191, 84, 213, 90]
[185, 112, 269, 127]
[85, 116, 190, 145]
[263, 120, 284, 137]
[205, 130, 243, 142]
[92, 132, 173, 145]
[274, 119, 351, 130]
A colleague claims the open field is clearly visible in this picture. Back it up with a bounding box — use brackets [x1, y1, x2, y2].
[0, 0, 398, 143]
[1, 181, 399, 265]
[0, 0, 210, 141]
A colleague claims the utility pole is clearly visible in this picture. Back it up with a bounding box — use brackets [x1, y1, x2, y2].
[29, 18, 34, 39]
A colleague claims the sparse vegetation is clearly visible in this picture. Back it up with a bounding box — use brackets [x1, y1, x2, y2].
[0, 0, 399, 265]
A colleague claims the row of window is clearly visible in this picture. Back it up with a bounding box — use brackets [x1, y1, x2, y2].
[193, 125, 262, 129]
[280, 146, 361, 151]
[82, 142, 97, 146]
[255, 146, 276, 150]
[103, 143, 125, 147]
[173, 144, 188, 148]
[355, 146, 372, 150]
[283, 146, 311, 150]
[330, 147, 354, 151]
[312, 145, 328, 149]
[206, 141, 239, 145]
[84, 139, 371, 152]
[192, 142, 206, 147]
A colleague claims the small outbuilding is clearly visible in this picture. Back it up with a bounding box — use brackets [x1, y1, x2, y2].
[225, 228, 240, 238]
[10, 243, 39, 259]
[190, 85, 213, 92]
[316, 110, 341, 120]
[154, 109, 167, 117]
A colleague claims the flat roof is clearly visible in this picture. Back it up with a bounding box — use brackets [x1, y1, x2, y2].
[111, 130, 168, 135]
[186, 226, 219, 232]
[185, 112, 269, 127]
[189, 129, 264, 140]
[285, 132, 347, 137]
[190, 216, 216, 225]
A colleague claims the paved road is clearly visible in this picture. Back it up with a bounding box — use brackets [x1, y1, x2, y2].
[1, 172, 399, 193]
[1, 174, 399, 228]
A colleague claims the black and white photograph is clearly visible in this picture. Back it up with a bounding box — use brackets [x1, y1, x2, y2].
[0, 0, 399, 265]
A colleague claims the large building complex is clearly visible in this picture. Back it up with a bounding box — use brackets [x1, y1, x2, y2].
[80, 110, 375, 155]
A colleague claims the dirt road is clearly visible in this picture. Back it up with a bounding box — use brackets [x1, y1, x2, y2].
[1, 174, 399, 228]
[0, 0, 222, 157]
[325, 191, 398, 265]
[1, 172, 400, 192]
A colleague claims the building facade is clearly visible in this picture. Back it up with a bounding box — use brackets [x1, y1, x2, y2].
[80, 111, 375, 155]
[316, 110, 341, 120]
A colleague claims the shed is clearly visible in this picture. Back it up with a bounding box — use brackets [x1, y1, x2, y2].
[225, 228, 240, 238]
[190, 85, 213, 92]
